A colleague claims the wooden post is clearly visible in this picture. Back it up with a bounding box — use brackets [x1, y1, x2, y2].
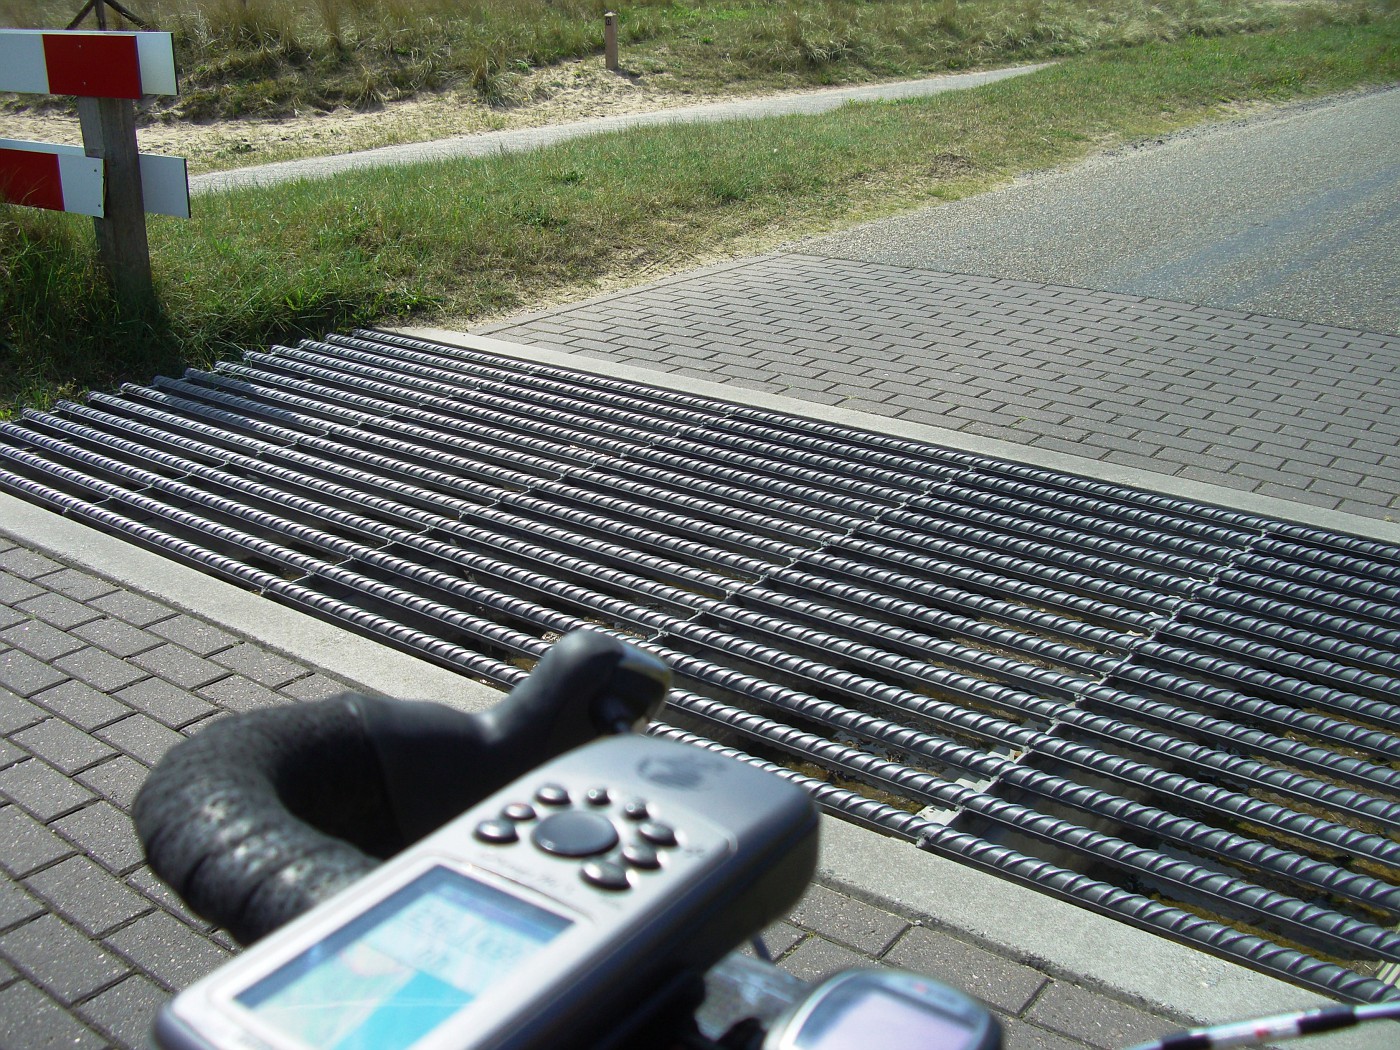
[78, 94, 154, 309]
[604, 12, 619, 72]
[66, 0, 155, 32]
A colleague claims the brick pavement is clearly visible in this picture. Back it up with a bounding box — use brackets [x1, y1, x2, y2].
[0, 539, 348, 1049]
[479, 254, 1400, 523]
[0, 529, 1193, 1049]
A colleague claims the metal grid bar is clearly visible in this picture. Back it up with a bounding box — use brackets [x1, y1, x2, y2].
[1, 330, 1397, 1003]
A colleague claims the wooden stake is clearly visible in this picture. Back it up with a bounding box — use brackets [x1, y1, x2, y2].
[79, 95, 154, 309]
[604, 12, 619, 72]
[67, 0, 154, 31]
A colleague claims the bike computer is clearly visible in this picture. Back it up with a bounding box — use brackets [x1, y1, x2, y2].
[764, 969, 1001, 1050]
[232, 863, 572, 1048]
[154, 733, 819, 1050]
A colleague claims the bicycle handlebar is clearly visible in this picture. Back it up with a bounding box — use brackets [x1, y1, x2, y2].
[136, 628, 1383, 1050]
[133, 630, 671, 944]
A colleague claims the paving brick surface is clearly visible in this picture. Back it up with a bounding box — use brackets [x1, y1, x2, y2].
[0, 911, 131, 1003]
[51, 801, 145, 875]
[0, 647, 68, 697]
[0, 878, 45, 930]
[75, 754, 152, 810]
[71, 619, 163, 660]
[481, 255, 1400, 522]
[19, 591, 103, 631]
[0, 804, 76, 877]
[0, 532, 1192, 1048]
[24, 856, 150, 937]
[147, 616, 237, 656]
[3, 620, 86, 661]
[0, 690, 44, 734]
[776, 935, 870, 982]
[0, 755, 96, 820]
[784, 882, 910, 956]
[34, 679, 132, 731]
[13, 717, 117, 774]
[884, 927, 1048, 1014]
[54, 647, 148, 692]
[0, 980, 108, 1049]
[0, 576, 45, 606]
[77, 973, 170, 1049]
[117, 677, 217, 728]
[1026, 983, 1172, 1049]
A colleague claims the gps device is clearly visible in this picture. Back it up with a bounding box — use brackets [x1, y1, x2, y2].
[763, 969, 1001, 1050]
[154, 733, 819, 1050]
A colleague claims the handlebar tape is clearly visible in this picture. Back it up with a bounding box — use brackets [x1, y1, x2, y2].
[133, 630, 670, 945]
[133, 697, 391, 946]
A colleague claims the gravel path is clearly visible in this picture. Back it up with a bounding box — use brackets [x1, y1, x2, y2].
[189, 63, 1047, 194]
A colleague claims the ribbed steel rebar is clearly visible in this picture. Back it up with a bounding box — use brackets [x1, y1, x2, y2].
[14, 411, 1398, 872]
[647, 718, 1398, 1005]
[3, 331, 1399, 1004]
[106, 370, 1400, 789]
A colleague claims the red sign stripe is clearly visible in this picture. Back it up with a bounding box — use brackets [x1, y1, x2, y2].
[42, 32, 142, 99]
[0, 148, 66, 211]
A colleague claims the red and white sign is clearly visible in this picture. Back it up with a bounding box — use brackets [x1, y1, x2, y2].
[0, 139, 190, 219]
[0, 140, 102, 214]
[0, 29, 177, 98]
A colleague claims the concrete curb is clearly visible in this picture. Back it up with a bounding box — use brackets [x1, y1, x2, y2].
[816, 819, 1386, 1047]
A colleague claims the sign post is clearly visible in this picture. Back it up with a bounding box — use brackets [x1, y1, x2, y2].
[67, 0, 154, 32]
[604, 12, 619, 72]
[78, 94, 152, 306]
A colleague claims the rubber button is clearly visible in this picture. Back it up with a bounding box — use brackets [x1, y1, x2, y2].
[585, 787, 611, 806]
[622, 798, 650, 820]
[581, 859, 630, 891]
[535, 783, 571, 806]
[502, 802, 537, 822]
[638, 821, 677, 847]
[622, 842, 660, 870]
[531, 811, 620, 857]
[474, 819, 519, 845]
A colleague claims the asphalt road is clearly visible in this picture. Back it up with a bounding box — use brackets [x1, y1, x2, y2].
[805, 86, 1400, 333]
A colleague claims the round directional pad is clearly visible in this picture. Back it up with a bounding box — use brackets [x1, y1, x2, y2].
[530, 811, 620, 858]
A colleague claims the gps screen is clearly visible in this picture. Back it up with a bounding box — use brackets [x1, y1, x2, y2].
[236, 866, 572, 1050]
[797, 987, 977, 1049]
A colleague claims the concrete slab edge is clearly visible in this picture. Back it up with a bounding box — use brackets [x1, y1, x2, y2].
[815, 818, 1389, 1048]
[0, 490, 499, 713]
[405, 327, 1400, 546]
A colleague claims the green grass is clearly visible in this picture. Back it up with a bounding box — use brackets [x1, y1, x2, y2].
[1, 0, 1377, 118]
[3, 15, 1399, 413]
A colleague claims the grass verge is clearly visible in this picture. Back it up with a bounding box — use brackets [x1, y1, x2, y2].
[3, 16, 1399, 415]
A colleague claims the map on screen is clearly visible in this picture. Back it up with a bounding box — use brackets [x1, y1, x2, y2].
[237, 867, 572, 1050]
